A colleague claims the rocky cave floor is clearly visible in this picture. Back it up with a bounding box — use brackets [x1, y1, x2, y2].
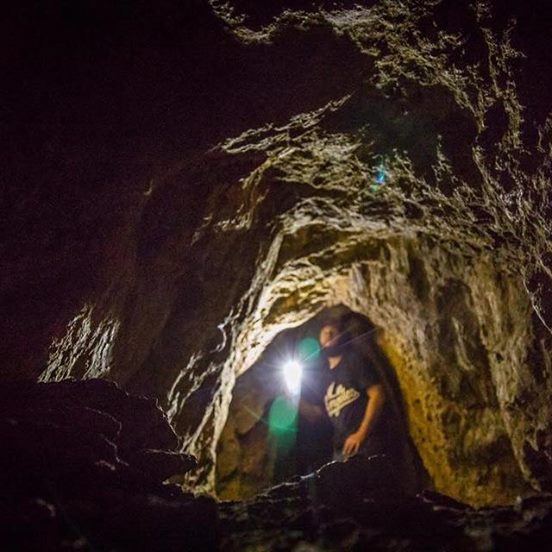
[3, 379, 552, 551]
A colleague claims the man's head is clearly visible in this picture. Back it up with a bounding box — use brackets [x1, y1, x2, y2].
[319, 317, 345, 355]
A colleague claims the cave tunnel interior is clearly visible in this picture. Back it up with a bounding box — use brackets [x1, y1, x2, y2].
[3, 0, 552, 549]
[216, 305, 429, 500]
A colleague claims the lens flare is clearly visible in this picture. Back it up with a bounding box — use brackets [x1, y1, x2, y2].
[370, 163, 387, 192]
[282, 359, 303, 395]
[268, 395, 298, 434]
[375, 167, 386, 184]
[297, 337, 320, 362]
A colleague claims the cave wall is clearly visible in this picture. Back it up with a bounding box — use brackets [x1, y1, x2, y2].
[215, 354, 280, 500]
[3, 0, 552, 506]
[342, 237, 533, 505]
[216, 233, 535, 505]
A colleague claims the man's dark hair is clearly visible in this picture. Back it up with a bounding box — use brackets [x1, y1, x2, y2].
[319, 315, 345, 333]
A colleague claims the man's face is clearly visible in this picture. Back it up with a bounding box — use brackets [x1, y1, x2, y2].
[319, 324, 340, 349]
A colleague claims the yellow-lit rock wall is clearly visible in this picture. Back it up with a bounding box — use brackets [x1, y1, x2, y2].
[217, 234, 533, 505]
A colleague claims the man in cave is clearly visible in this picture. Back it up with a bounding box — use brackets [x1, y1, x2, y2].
[300, 317, 390, 462]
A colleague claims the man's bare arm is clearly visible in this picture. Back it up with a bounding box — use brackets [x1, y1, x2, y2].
[342, 384, 385, 457]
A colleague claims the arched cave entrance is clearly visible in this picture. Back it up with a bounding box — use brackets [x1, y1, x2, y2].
[215, 305, 428, 500]
[189, 233, 535, 508]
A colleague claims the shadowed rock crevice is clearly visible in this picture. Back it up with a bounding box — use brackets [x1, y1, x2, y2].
[0, 379, 217, 550]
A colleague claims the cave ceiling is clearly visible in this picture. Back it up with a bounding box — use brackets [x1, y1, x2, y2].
[2, 0, 552, 505]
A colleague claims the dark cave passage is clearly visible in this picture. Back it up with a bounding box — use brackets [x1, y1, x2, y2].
[3, 0, 552, 549]
[202, 234, 533, 507]
[216, 306, 428, 500]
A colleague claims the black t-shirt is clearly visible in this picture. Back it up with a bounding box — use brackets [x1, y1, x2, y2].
[323, 350, 384, 450]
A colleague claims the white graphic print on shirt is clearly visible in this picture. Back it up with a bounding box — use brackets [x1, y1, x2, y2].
[324, 382, 360, 418]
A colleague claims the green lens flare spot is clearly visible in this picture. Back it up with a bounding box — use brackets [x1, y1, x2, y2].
[268, 396, 298, 435]
[297, 337, 320, 362]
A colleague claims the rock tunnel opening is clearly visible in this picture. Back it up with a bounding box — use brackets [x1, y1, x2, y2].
[215, 305, 428, 500]
[201, 233, 537, 507]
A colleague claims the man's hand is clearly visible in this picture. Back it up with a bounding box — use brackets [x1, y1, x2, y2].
[342, 384, 385, 458]
[342, 430, 366, 458]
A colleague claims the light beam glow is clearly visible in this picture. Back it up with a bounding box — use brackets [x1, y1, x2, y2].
[282, 359, 303, 396]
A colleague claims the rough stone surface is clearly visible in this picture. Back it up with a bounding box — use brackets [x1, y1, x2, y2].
[216, 356, 279, 499]
[2, 0, 552, 507]
[220, 468, 552, 551]
[0, 379, 217, 550]
[4, 378, 552, 551]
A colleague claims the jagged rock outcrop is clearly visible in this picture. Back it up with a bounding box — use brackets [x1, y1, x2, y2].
[2, 0, 551, 507]
[0, 379, 217, 550]
[220, 460, 552, 551]
[4, 378, 552, 550]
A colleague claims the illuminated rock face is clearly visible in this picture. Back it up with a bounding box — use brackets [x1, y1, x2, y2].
[3, 1, 551, 506]
[215, 360, 279, 500]
[216, 242, 533, 505]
